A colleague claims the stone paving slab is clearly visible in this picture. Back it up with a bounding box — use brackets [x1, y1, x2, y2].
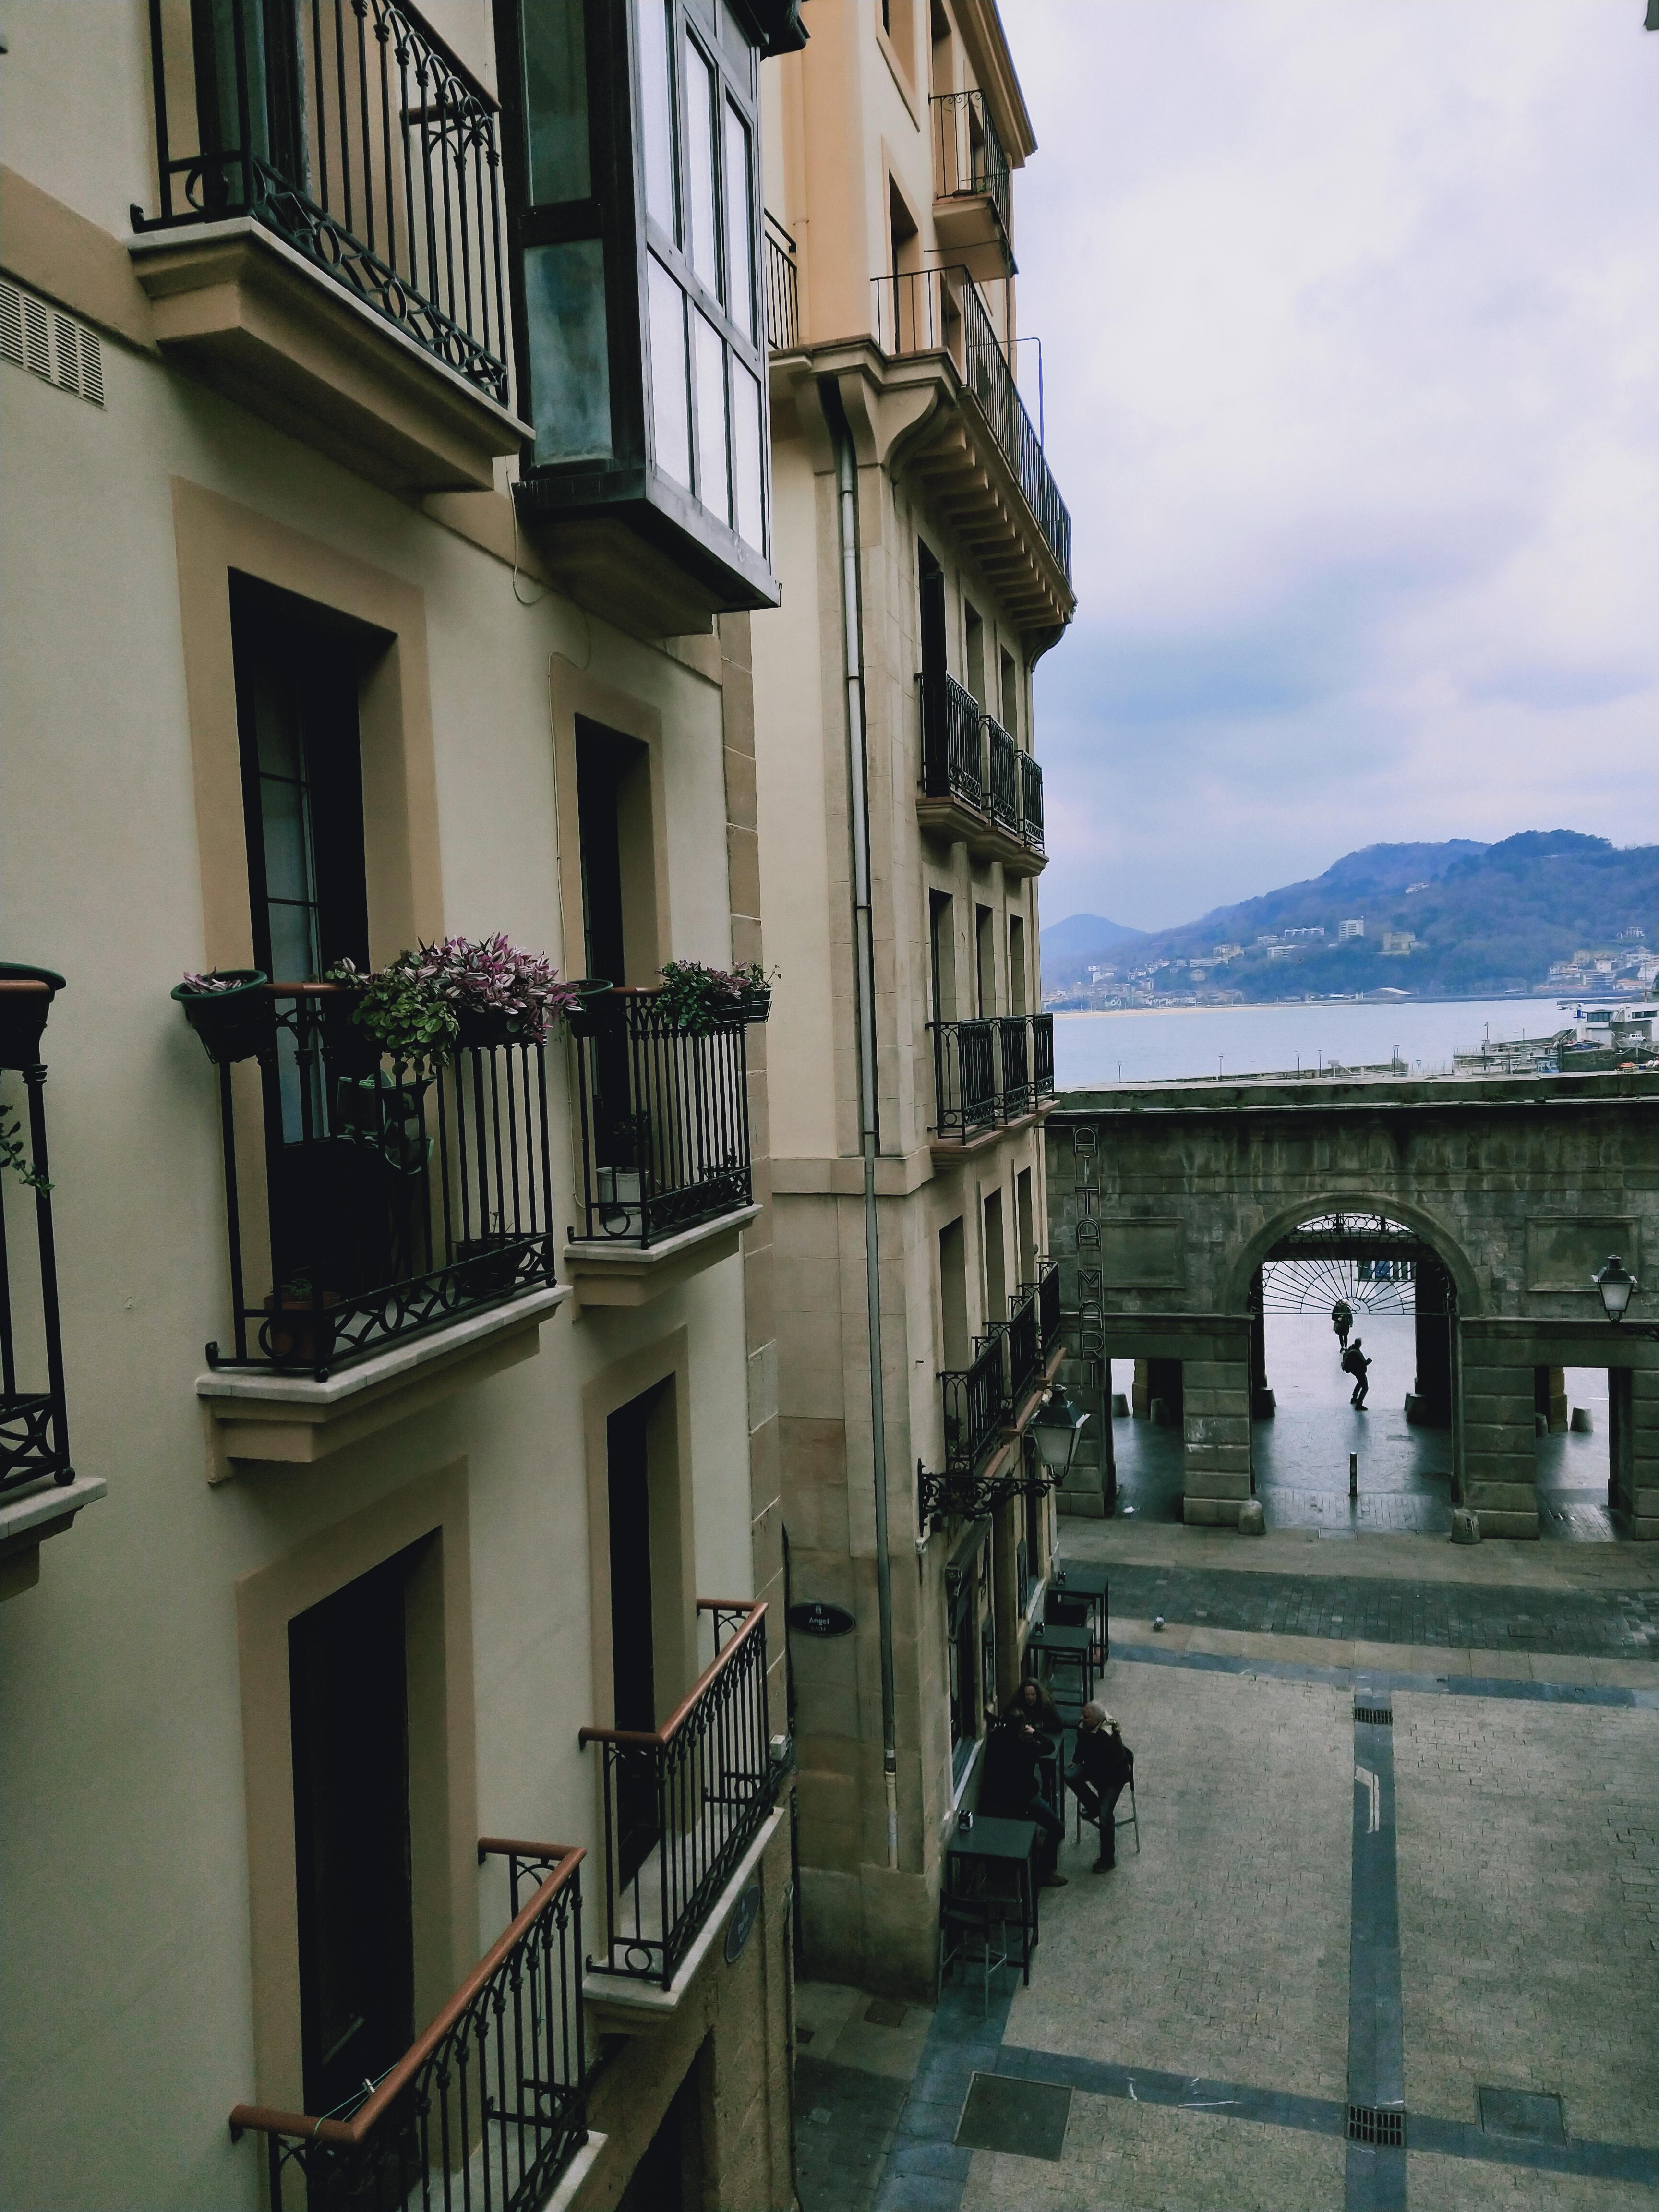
[1062, 1520, 1659, 1593]
[1108, 1618, 1659, 1692]
[1394, 1692, 1659, 2154]
[957, 2095, 1346, 2212]
[1001, 1667, 1353, 2103]
[1089, 1562, 1659, 1656]
[1407, 2151, 1659, 2209]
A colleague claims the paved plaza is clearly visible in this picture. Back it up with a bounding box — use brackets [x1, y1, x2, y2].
[796, 1520, 1659, 2212]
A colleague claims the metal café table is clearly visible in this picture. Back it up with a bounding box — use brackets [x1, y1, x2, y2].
[1028, 1621, 1095, 1716]
[945, 1815, 1039, 1981]
[1049, 1563, 1110, 1664]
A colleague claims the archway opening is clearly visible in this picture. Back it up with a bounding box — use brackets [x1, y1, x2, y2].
[1250, 1209, 1456, 1535]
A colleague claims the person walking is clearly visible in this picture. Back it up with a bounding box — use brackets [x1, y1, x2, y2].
[978, 1710, 1067, 1887]
[1331, 1298, 1354, 1354]
[1342, 1335, 1371, 1409]
[1065, 1703, 1133, 1872]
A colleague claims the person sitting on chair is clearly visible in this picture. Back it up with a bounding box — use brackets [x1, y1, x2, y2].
[978, 1711, 1068, 1888]
[1066, 1702, 1132, 1873]
[1002, 1677, 1063, 1746]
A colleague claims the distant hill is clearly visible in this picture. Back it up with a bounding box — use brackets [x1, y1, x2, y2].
[1047, 834, 1657, 1001]
[1040, 912, 1147, 961]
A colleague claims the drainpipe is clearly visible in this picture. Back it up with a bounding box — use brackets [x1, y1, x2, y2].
[821, 375, 900, 1872]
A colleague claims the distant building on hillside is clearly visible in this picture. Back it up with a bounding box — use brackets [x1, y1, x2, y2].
[1338, 917, 1365, 940]
[1381, 930, 1418, 956]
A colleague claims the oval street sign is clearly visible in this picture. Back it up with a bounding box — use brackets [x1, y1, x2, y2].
[786, 1600, 856, 1638]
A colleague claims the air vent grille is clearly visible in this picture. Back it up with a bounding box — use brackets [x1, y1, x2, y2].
[1347, 2104, 1406, 2147]
[0, 278, 104, 405]
[1355, 1705, 1393, 1726]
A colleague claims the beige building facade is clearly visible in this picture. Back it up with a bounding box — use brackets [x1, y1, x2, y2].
[754, 0, 1080, 1997]
[0, 2, 810, 2207]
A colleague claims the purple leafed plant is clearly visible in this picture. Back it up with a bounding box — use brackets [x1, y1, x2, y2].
[425, 934, 580, 1043]
[179, 971, 251, 994]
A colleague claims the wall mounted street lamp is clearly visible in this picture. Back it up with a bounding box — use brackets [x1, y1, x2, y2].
[1028, 1385, 1089, 1487]
[1592, 1254, 1659, 1338]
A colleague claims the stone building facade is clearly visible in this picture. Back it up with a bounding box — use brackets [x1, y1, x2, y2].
[0, 3, 806, 2206]
[753, 0, 1079, 1997]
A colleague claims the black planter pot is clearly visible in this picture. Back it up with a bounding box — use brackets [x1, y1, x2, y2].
[456, 1232, 524, 1297]
[736, 988, 772, 1024]
[0, 963, 66, 1071]
[172, 971, 270, 1065]
[455, 1006, 529, 1053]
[565, 980, 615, 1039]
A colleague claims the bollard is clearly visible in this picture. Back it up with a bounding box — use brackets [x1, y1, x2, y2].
[1349, 1452, 1358, 1499]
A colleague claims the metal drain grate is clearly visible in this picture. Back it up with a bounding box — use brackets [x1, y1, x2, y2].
[956, 2074, 1072, 2161]
[1348, 2104, 1406, 2147]
[1355, 1705, 1393, 1725]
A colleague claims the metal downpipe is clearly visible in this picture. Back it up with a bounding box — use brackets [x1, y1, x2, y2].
[821, 376, 900, 1871]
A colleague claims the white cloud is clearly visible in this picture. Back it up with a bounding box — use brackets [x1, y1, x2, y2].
[1001, 0, 1659, 928]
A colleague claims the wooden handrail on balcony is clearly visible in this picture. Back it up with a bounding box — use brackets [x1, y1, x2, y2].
[579, 1599, 767, 1750]
[229, 1839, 583, 2150]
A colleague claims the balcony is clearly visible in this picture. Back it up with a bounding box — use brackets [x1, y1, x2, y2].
[580, 1600, 777, 1995]
[930, 91, 1012, 282]
[929, 1013, 1056, 1150]
[129, 0, 528, 491]
[925, 1260, 1064, 1524]
[916, 676, 1046, 873]
[231, 1840, 595, 2212]
[565, 989, 760, 1308]
[871, 264, 1071, 617]
[189, 984, 566, 1467]
[0, 967, 104, 1597]
[765, 216, 800, 354]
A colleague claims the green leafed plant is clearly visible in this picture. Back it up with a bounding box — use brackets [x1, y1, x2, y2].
[0, 1095, 49, 1191]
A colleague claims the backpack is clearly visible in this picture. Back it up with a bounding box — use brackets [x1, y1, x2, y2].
[1340, 1346, 1362, 1376]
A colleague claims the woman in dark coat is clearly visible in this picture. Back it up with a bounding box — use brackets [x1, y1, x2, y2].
[1002, 1678, 1063, 1744]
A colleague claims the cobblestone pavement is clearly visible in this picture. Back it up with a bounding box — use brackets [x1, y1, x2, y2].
[1099, 1562, 1659, 1656]
[864, 1612, 1659, 2211]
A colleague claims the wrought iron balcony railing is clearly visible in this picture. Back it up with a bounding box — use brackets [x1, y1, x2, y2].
[871, 265, 1070, 579]
[231, 1839, 586, 2212]
[0, 968, 72, 1499]
[191, 984, 556, 1375]
[764, 214, 799, 352]
[930, 90, 1011, 237]
[985, 715, 1018, 831]
[942, 1329, 1008, 1475]
[930, 1015, 1054, 1139]
[1019, 1254, 1061, 1356]
[1004, 1283, 1041, 1410]
[1032, 1012, 1055, 1101]
[134, 0, 511, 405]
[1017, 750, 1045, 854]
[997, 1015, 1032, 1119]
[930, 1018, 1000, 1139]
[570, 990, 754, 1248]
[919, 671, 986, 811]
[580, 1600, 774, 1989]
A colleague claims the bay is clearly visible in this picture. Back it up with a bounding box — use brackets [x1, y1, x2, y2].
[1054, 995, 1573, 1088]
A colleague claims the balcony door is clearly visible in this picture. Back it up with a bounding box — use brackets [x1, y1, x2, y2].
[231, 579, 385, 1303]
[289, 1550, 416, 2118]
[608, 1389, 661, 1885]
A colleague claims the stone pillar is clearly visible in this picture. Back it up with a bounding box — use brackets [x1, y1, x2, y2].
[1148, 1357, 1183, 1425]
[1628, 1367, 1659, 1539]
[1532, 1365, 1568, 1433]
[1249, 1269, 1274, 1418]
[1458, 1333, 1539, 1538]
[1131, 1359, 1150, 1419]
[1409, 1260, 1453, 1426]
[1181, 1332, 1254, 1527]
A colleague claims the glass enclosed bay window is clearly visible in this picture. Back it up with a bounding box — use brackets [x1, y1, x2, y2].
[497, 0, 804, 626]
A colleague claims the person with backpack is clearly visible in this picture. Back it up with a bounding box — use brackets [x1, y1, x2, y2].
[1341, 1335, 1371, 1408]
[1331, 1298, 1354, 1353]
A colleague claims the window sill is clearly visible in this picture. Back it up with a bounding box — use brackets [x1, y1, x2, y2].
[582, 1808, 785, 2029]
[564, 1204, 762, 1310]
[127, 218, 530, 493]
[196, 1285, 569, 1477]
[0, 1474, 107, 1602]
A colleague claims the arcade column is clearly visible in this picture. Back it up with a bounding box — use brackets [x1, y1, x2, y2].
[1457, 1324, 1540, 1538]
[1181, 1324, 1254, 1528]
[1407, 1259, 1454, 1427]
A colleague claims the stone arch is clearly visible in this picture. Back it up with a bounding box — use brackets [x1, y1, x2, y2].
[1221, 1188, 1482, 1318]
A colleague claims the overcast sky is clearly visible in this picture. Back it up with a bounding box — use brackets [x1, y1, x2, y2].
[1000, 0, 1659, 932]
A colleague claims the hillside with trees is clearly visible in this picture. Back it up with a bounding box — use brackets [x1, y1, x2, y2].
[1042, 833, 1657, 1002]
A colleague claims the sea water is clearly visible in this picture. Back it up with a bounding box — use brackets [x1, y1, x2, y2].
[1054, 996, 1569, 1089]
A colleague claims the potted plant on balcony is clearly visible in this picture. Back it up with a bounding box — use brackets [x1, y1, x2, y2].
[565, 979, 615, 1038]
[654, 959, 777, 1034]
[325, 950, 459, 1074]
[0, 962, 66, 1070]
[328, 937, 581, 1064]
[262, 1276, 343, 1368]
[172, 969, 270, 1065]
[455, 1219, 526, 1297]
